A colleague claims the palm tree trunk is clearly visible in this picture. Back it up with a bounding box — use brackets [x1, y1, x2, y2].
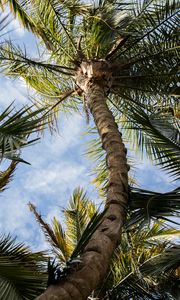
[36, 70, 129, 300]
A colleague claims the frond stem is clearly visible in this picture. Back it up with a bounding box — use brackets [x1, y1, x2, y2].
[49, 0, 77, 53]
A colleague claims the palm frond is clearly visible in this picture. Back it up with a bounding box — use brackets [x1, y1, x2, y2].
[70, 206, 107, 260]
[0, 234, 47, 299]
[111, 97, 180, 180]
[140, 245, 180, 276]
[126, 187, 180, 227]
[114, 0, 180, 60]
[105, 277, 162, 300]
[0, 161, 17, 192]
[0, 103, 47, 163]
[0, 42, 75, 77]
[99, 220, 179, 300]
[2, 0, 89, 56]
[63, 187, 96, 248]
[81, 1, 132, 59]
[0, 43, 81, 129]
[1, 0, 71, 52]
[28, 202, 70, 263]
[51, 217, 71, 262]
[1, 0, 43, 36]
[109, 1, 179, 99]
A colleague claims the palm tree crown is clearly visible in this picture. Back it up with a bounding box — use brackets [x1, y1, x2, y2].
[0, 0, 179, 177]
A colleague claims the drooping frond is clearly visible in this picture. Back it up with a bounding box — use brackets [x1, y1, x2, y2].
[0, 42, 81, 126]
[0, 0, 47, 41]
[141, 245, 180, 276]
[0, 234, 47, 299]
[0, 103, 46, 163]
[0, 42, 75, 76]
[126, 187, 180, 227]
[130, 110, 179, 178]
[108, 0, 179, 117]
[111, 96, 180, 180]
[113, 0, 180, 61]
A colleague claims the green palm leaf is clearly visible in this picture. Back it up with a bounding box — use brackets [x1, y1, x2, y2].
[111, 98, 180, 179]
[126, 187, 180, 227]
[141, 245, 180, 276]
[0, 103, 46, 163]
[63, 187, 96, 248]
[28, 202, 70, 263]
[97, 221, 179, 300]
[0, 234, 47, 300]
[0, 161, 17, 193]
[70, 206, 107, 260]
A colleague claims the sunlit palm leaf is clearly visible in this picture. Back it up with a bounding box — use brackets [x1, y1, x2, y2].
[70, 206, 108, 260]
[28, 202, 70, 263]
[63, 187, 96, 249]
[0, 42, 81, 126]
[0, 161, 17, 192]
[98, 221, 179, 300]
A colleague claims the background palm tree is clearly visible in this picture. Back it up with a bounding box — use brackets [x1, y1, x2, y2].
[0, 186, 178, 300]
[0, 0, 179, 299]
[29, 187, 180, 300]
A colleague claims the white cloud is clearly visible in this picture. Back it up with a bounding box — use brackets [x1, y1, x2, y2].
[0, 188, 34, 240]
[9, 18, 25, 37]
[44, 114, 85, 157]
[0, 77, 28, 108]
[24, 162, 86, 195]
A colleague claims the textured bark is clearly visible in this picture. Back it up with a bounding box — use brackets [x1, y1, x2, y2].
[36, 61, 129, 300]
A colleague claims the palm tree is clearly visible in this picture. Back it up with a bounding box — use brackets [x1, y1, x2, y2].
[0, 234, 47, 299]
[29, 187, 180, 300]
[0, 0, 179, 299]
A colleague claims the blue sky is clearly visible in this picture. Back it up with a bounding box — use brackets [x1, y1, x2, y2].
[0, 15, 179, 252]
